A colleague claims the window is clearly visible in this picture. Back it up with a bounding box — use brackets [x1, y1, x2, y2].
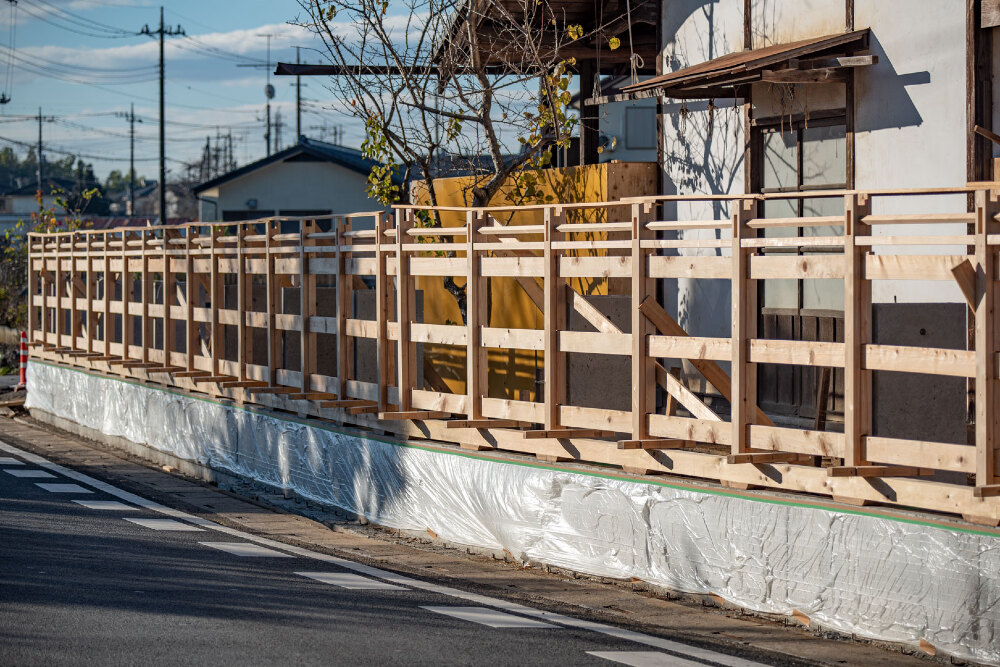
[755, 117, 847, 313]
[624, 106, 656, 150]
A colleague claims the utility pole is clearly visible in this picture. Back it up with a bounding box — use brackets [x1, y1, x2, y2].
[36, 107, 42, 212]
[258, 33, 274, 156]
[141, 7, 184, 224]
[116, 105, 141, 216]
[295, 46, 301, 140]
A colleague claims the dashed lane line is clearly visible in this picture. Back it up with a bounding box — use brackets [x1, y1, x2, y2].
[72, 500, 137, 511]
[588, 651, 711, 667]
[0, 457, 24, 465]
[421, 606, 559, 629]
[0, 439, 771, 667]
[124, 518, 205, 531]
[5, 469, 56, 478]
[34, 483, 92, 494]
[199, 541, 294, 557]
[296, 571, 408, 591]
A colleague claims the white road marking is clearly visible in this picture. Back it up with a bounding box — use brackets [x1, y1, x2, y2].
[296, 571, 408, 591]
[199, 542, 294, 558]
[73, 500, 136, 511]
[0, 440, 770, 667]
[421, 606, 558, 629]
[588, 650, 711, 667]
[5, 469, 56, 478]
[0, 457, 24, 465]
[34, 483, 92, 494]
[124, 518, 204, 531]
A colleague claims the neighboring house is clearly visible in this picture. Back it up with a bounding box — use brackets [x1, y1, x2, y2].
[131, 181, 198, 221]
[569, 76, 658, 165]
[0, 177, 73, 235]
[192, 136, 394, 227]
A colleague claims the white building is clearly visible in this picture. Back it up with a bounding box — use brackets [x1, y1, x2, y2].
[595, 1, 985, 436]
[193, 137, 390, 225]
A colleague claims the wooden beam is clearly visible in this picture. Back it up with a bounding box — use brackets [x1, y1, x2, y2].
[287, 392, 338, 400]
[466, 209, 488, 420]
[974, 124, 1000, 148]
[844, 193, 872, 466]
[730, 199, 758, 455]
[975, 189, 1000, 486]
[191, 375, 237, 384]
[173, 370, 210, 378]
[618, 439, 686, 450]
[973, 484, 1000, 498]
[147, 366, 185, 374]
[543, 206, 567, 430]
[523, 429, 612, 439]
[378, 411, 450, 420]
[761, 68, 848, 84]
[122, 361, 160, 369]
[320, 399, 377, 409]
[446, 419, 523, 428]
[827, 465, 934, 478]
[726, 452, 812, 465]
[220, 380, 267, 389]
[795, 55, 877, 69]
[245, 386, 299, 394]
[632, 201, 656, 441]
[951, 258, 977, 310]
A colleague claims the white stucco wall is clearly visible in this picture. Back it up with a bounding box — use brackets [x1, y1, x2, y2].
[660, 0, 970, 338]
[198, 158, 385, 227]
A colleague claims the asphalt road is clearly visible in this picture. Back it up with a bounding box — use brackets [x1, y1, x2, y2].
[0, 443, 778, 667]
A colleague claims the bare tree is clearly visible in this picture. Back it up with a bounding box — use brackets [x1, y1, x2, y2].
[295, 0, 585, 210]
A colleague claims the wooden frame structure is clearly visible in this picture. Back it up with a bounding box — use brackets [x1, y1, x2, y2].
[26, 187, 1000, 525]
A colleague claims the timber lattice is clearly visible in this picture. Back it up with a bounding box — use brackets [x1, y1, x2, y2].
[25, 187, 1000, 525]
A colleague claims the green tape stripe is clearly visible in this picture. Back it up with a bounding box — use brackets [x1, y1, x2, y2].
[30, 359, 1000, 540]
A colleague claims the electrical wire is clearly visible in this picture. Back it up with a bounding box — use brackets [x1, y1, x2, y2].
[18, 2, 137, 40]
[2, 0, 17, 103]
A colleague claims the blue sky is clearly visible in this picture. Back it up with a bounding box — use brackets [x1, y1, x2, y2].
[0, 0, 351, 180]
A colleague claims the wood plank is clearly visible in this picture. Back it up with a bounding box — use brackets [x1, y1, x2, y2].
[951, 258, 978, 309]
[632, 201, 656, 441]
[466, 209, 488, 420]
[378, 411, 450, 420]
[617, 439, 686, 450]
[827, 465, 934, 478]
[976, 189, 1000, 486]
[844, 193, 871, 466]
[446, 419, 523, 429]
[523, 429, 612, 439]
[864, 344, 975, 377]
[319, 399, 378, 409]
[543, 206, 566, 430]
[726, 452, 813, 465]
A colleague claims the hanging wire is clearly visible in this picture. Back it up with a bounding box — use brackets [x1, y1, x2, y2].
[1, 0, 16, 104]
[624, 0, 643, 85]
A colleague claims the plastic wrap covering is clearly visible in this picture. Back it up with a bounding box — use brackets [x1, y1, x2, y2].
[25, 361, 1000, 665]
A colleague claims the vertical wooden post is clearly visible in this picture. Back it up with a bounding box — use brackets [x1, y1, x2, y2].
[69, 232, 80, 351]
[466, 209, 488, 419]
[299, 219, 317, 393]
[163, 228, 176, 368]
[631, 202, 656, 441]
[265, 220, 279, 386]
[184, 227, 196, 373]
[844, 192, 872, 466]
[210, 225, 222, 377]
[395, 208, 416, 411]
[120, 230, 133, 370]
[374, 212, 392, 409]
[336, 217, 352, 400]
[55, 235, 64, 348]
[236, 223, 249, 381]
[975, 188, 1000, 486]
[543, 206, 567, 430]
[141, 229, 151, 364]
[27, 235, 37, 345]
[730, 198, 758, 454]
[103, 232, 111, 359]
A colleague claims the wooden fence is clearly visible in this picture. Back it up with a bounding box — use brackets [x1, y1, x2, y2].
[25, 187, 1000, 525]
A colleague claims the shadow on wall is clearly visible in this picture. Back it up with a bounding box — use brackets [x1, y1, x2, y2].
[854, 33, 926, 133]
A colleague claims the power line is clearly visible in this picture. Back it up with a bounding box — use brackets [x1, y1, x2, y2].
[0, 131, 184, 162]
[18, 2, 137, 39]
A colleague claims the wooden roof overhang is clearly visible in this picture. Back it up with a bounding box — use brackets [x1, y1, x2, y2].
[586, 28, 873, 105]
